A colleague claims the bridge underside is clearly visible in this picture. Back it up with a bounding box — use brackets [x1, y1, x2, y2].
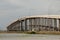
[7, 17, 60, 32]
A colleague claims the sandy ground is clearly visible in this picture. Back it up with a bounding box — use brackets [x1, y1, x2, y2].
[0, 33, 60, 40]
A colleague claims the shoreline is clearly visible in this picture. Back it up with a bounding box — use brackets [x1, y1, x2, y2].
[0, 31, 60, 35]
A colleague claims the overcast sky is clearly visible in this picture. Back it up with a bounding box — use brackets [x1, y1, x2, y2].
[0, 0, 60, 30]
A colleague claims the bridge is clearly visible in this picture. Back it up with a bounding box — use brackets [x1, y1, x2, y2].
[7, 15, 60, 32]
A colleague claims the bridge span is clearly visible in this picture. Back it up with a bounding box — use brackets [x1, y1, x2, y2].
[7, 15, 60, 31]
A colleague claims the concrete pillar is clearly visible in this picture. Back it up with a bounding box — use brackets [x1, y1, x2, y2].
[47, 18, 53, 31]
[50, 18, 54, 31]
[29, 19, 32, 31]
[36, 18, 40, 31]
[32, 18, 36, 31]
[47, 18, 50, 31]
[40, 18, 43, 31]
[39, 18, 41, 31]
[20, 22, 21, 31]
[54, 18, 57, 31]
[59, 19, 60, 31]
[32, 19, 34, 31]
[44, 18, 48, 31]
[49, 18, 52, 31]
[26, 19, 30, 31]
[38, 18, 41, 31]
[17, 22, 20, 31]
[25, 19, 27, 31]
[56, 19, 59, 31]
[52, 19, 55, 31]
[21, 21, 24, 31]
[45, 18, 50, 31]
[45, 18, 47, 31]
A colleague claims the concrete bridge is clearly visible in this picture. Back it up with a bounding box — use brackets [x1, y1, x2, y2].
[7, 15, 60, 32]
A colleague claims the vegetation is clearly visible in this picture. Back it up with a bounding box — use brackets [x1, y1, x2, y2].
[0, 31, 60, 35]
[26, 31, 36, 34]
[25, 31, 60, 35]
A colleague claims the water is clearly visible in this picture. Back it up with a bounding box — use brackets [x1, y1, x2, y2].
[0, 33, 60, 40]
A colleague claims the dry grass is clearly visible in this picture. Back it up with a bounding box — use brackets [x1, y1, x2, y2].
[0, 31, 60, 35]
[36, 31, 60, 35]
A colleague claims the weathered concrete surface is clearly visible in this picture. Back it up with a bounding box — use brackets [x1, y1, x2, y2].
[7, 15, 60, 32]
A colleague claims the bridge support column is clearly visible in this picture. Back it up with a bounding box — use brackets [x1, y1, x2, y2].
[54, 19, 57, 31]
[21, 21, 24, 31]
[59, 19, 60, 31]
[29, 19, 32, 31]
[25, 19, 27, 31]
[56, 19, 58, 31]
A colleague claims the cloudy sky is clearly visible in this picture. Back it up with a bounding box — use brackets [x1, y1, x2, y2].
[0, 0, 60, 30]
